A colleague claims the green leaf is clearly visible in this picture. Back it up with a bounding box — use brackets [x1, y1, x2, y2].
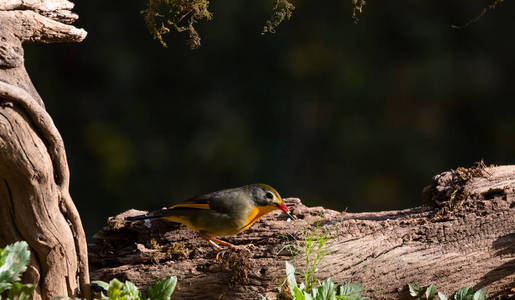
[408, 284, 423, 297]
[0, 241, 30, 284]
[315, 278, 336, 300]
[472, 289, 485, 300]
[311, 287, 318, 298]
[6, 282, 35, 300]
[122, 280, 142, 300]
[147, 276, 177, 300]
[286, 261, 298, 295]
[454, 286, 473, 300]
[293, 286, 305, 300]
[107, 278, 123, 299]
[92, 280, 110, 291]
[339, 282, 363, 297]
[122, 280, 141, 299]
[425, 285, 437, 299]
[0, 282, 12, 294]
[437, 292, 448, 300]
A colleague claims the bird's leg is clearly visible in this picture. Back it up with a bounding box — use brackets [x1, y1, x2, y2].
[210, 237, 237, 249]
[199, 233, 252, 254]
[199, 234, 223, 250]
[206, 239, 223, 251]
[212, 237, 255, 253]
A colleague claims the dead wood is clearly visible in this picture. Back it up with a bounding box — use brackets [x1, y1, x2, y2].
[0, 1, 89, 299]
[89, 165, 515, 299]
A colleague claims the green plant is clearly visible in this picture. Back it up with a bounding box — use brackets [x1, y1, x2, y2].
[0, 241, 177, 300]
[92, 276, 177, 300]
[408, 284, 486, 300]
[0, 241, 35, 300]
[277, 214, 348, 293]
[300, 220, 334, 292]
[282, 261, 367, 300]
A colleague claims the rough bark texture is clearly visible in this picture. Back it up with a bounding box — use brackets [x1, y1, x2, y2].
[0, 1, 89, 299]
[90, 165, 515, 300]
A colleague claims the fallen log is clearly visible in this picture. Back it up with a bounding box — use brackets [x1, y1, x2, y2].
[89, 165, 515, 299]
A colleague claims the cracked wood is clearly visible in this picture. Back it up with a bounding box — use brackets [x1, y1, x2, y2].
[89, 165, 515, 299]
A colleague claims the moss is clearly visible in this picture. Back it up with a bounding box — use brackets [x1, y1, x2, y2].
[148, 251, 161, 264]
[107, 218, 124, 230]
[278, 285, 293, 300]
[147, 238, 162, 263]
[165, 242, 187, 260]
[262, 0, 295, 35]
[149, 238, 160, 249]
[142, 0, 295, 49]
[218, 248, 254, 286]
[424, 160, 491, 210]
[352, 0, 366, 23]
[141, 0, 212, 49]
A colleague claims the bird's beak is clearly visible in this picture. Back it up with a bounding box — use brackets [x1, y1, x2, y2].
[277, 203, 296, 220]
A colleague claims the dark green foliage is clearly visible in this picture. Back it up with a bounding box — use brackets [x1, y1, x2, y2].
[0, 241, 30, 287]
[92, 276, 176, 300]
[4, 283, 35, 300]
[0, 241, 35, 300]
[93, 278, 142, 300]
[337, 283, 364, 300]
[279, 261, 368, 300]
[408, 283, 486, 300]
[146, 276, 177, 300]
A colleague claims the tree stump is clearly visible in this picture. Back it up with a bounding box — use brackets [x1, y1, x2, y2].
[0, 1, 89, 299]
[89, 165, 515, 299]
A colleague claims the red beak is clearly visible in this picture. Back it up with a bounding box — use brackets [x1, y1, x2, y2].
[277, 203, 289, 213]
[277, 203, 296, 220]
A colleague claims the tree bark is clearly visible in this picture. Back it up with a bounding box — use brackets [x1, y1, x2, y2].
[89, 165, 515, 299]
[0, 1, 89, 299]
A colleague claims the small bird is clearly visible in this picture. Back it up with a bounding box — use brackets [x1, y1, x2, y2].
[126, 184, 294, 250]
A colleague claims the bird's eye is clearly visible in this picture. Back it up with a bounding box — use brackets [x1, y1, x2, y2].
[265, 192, 274, 200]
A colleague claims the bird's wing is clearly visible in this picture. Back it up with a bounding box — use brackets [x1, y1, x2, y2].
[170, 191, 234, 215]
[171, 194, 212, 210]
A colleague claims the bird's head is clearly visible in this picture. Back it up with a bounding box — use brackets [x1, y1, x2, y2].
[250, 184, 295, 219]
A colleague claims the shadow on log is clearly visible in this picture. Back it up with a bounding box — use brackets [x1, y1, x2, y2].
[89, 165, 515, 299]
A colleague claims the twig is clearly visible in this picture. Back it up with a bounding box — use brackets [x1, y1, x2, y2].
[451, 0, 504, 29]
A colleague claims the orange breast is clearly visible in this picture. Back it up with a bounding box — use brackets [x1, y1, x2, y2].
[238, 205, 278, 233]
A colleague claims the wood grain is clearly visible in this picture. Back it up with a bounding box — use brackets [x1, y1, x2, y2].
[90, 166, 515, 299]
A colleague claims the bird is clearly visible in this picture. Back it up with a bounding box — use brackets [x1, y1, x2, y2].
[126, 184, 294, 250]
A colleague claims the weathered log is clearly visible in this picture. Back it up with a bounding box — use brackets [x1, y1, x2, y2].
[89, 165, 515, 299]
[0, 1, 89, 299]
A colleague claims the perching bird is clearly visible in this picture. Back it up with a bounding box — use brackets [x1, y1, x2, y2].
[126, 184, 294, 250]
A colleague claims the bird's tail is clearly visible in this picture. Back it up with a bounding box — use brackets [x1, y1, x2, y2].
[126, 214, 155, 221]
[126, 208, 175, 221]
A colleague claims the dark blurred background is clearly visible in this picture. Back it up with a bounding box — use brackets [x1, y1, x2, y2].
[24, 0, 514, 239]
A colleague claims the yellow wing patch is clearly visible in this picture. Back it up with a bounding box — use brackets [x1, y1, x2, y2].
[162, 215, 197, 232]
